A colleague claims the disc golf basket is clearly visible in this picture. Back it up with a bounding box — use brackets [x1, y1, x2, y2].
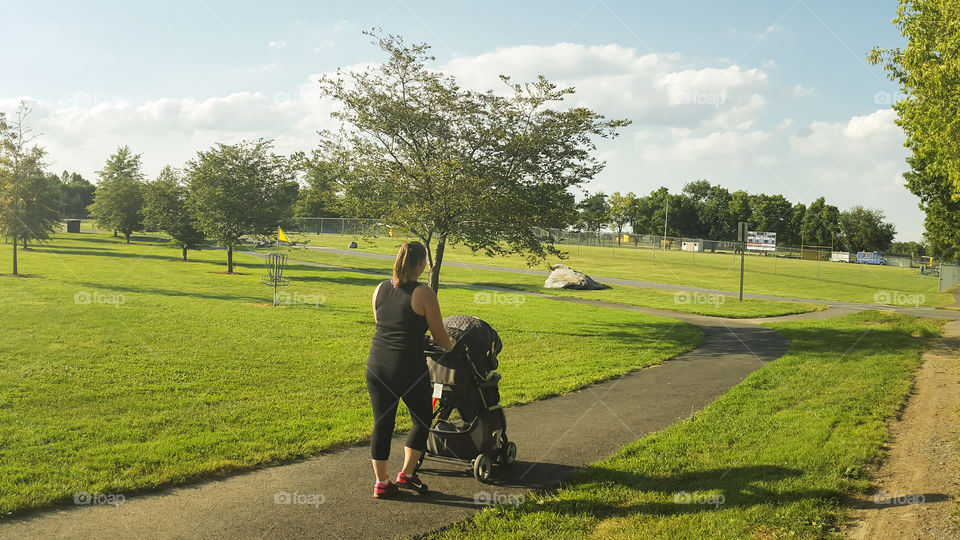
[262, 253, 289, 306]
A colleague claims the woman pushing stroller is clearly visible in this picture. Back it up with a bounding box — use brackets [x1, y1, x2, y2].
[365, 241, 457, 499]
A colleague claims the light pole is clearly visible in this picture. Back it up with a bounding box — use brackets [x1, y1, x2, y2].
[663, 197, 669, 251]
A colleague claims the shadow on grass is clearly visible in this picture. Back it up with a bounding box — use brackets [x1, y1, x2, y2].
[73, 281, 266, 303]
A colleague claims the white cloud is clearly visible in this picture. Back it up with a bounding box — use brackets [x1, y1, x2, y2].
[791, 84, 815, 98]
[268, 40, 286, 49]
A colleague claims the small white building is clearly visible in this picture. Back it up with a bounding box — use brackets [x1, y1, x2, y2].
[830, 251, 850, 263]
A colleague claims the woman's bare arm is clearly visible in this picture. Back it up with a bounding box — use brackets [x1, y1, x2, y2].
[372, 281, 384, 323]
[412, 285, 456, 350]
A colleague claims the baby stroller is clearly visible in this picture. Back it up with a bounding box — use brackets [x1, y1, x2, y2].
[416, 315, 517, 482]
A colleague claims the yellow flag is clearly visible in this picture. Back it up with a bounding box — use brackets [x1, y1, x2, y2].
[278, 226, 290, 243]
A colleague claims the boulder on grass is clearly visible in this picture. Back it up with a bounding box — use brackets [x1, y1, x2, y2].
[544, 264, 609, 290]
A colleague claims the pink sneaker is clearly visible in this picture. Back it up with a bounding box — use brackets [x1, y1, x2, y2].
[373, 479, 398, 499]
[396, 472, 428, 494]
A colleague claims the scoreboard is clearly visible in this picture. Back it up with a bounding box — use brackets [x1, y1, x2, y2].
[747, 231, 776, 252]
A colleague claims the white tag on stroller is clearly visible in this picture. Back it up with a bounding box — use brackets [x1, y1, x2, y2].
[432, 383, 443, 399]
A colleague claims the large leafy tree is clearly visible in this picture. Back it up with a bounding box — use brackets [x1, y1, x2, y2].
[314, 33, 628, 291]
[838, 205, 897, 252]
[578, 191, 610, 240]
[142, 166, 206, 261]
[292, 155, 343, 218]
[869, 0, 960, 259]
[801, 197, 840, 247]
[701, 184, 733, 241]
[88, 146, 146, 243]
[750, 193, 793, 239]
[904, 152, 960, 261]
[187, 139, 298, 273]
[0, 102, 61, 275]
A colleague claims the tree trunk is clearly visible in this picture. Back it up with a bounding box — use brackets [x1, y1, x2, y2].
[182, 246, 188, 261]
[113, 230, 118, 237]
[125, 232, 131, 244]
[12, 234, 17, 276]
[227, 246, 234, 274]
[429, 236, 446, 293]
[22, 237, 27, 250]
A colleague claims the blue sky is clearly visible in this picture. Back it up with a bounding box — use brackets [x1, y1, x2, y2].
[0, 0, 921, 240]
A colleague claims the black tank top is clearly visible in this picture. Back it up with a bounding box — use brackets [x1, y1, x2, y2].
[367, 280, 429, 367]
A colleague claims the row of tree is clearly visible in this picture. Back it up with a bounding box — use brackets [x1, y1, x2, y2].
[87, 142, 298, 273]
[573, 181, 898, 253]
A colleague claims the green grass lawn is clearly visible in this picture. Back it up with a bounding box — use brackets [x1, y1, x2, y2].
[0, 233, 701, 516]
[288, 232, 951, 307]
[250, 245, 825, 319]
[429, 311, 945, 539]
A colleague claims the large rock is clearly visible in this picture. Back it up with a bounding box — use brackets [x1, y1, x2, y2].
[544, 264, 609, 290]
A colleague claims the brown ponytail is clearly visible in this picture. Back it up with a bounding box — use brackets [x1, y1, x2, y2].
[392, 241, 427, 287]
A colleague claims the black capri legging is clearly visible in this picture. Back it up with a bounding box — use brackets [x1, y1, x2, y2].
[366, 361, 433, 461]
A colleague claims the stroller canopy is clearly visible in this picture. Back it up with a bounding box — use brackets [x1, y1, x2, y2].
[442, 315, 502, 377]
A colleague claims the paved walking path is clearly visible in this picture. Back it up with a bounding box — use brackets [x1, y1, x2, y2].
[3, 252, 957, 539]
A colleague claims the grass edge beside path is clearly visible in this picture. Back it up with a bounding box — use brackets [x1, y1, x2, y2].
[426, 311, 946, 539]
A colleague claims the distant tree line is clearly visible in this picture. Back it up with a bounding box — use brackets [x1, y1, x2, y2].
[573, 180, 899, 253]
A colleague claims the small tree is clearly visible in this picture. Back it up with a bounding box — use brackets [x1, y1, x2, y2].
[578, 192, 610, 244]
[316, 33, 628, 291]
[608, 192, 635, 245]
[187, 139, 298, 273]
[142, 166, 205, 261]
[88, 146, 145, 243]
[0, 102, 61, 274]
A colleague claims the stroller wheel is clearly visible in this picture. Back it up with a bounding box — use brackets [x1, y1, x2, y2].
[502, 442, 517, 465]
[473, 454, 492, 482]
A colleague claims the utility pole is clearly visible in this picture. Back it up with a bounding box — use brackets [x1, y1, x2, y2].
[663, 198, 669, 250]
[738, 222, 747, 301]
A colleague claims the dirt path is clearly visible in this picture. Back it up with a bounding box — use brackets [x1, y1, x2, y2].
[848, 321, 960, 539]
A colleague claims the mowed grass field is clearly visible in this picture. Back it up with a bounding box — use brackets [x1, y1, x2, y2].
[0, 232, 702, 515]
[249, 245, 824, 319]
[287, 232, 951, 307]
[431, 311, 946, 539]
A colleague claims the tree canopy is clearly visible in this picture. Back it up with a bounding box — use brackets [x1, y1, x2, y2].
[0, 102, 61, 274]
[142, 165, 205, 261]
[186, 139, 298, 273]
[313, 32, 628, 291]
[87, 146, 146, 243]
[869, 0, 960, 260]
